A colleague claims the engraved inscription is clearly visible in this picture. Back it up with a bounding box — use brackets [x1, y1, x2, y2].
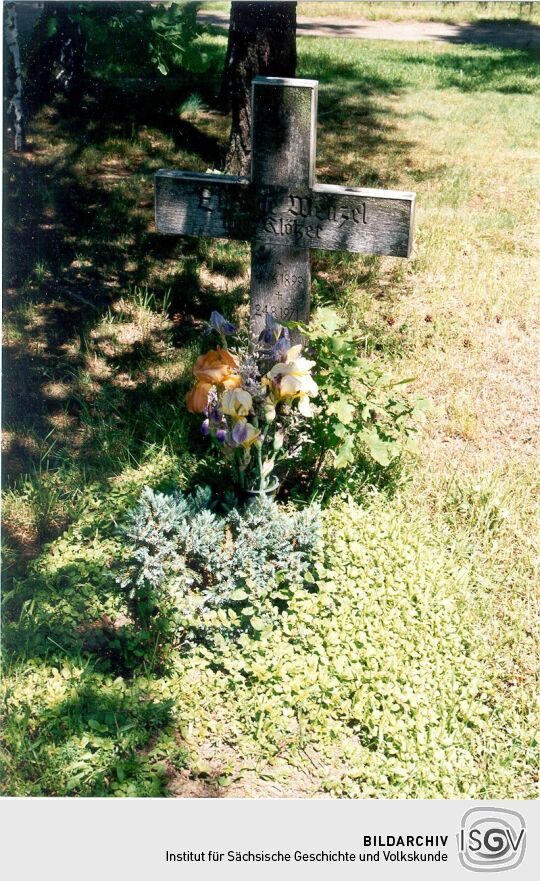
[252, 268, 307, 322]
[289, 195, 312, 218]
[156, 171, 412, 257]
[289, 194, 367, 227]
[257, 192, 368, 244]
[263, 216, 323, 243]
[254, 270, 306, 286]
[198, 188, 212, 211]
[252, 298, 305, 323]
[197, 186, 246, 214]
[193, 185, 369, 246]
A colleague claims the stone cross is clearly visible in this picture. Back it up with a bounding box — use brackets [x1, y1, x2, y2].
[155, 77, 415, 339]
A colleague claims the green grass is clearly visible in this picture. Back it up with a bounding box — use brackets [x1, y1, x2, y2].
[2, 31, 538, 797]
[2, 661, 188, 797]
[3, 480, 536, 797]
[300, 2, 540, 24]
[207, 2, 540, 25]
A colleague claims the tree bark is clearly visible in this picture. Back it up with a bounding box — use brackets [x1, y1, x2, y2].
[4, 3, 25, 151]
[26, 4, 87, 110]
[221, 2, 297, 176]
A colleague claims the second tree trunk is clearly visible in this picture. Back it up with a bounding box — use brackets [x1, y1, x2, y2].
[222, 1, 297, 176]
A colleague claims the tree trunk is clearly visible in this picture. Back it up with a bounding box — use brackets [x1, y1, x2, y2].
[222, 1, 297, 176]
[26, 4, 87, 110]
[4, 3, 25, 151]
[54, 7, 87, 105]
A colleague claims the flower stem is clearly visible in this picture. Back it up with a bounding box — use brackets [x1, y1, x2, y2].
[257, 424, 271, 491]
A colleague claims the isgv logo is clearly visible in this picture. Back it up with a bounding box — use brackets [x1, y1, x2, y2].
[458, 807, 526, 873]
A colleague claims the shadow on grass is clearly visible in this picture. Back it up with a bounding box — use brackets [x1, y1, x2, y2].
[1, 670, 182, 796]
[5, 32, 536, 584]
[443, 18, 540, 51]
[2, 38, 414, 489]
[402, 44, 540, 94]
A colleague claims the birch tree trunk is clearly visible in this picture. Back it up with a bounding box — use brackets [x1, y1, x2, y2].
[221, 1, 297, 176]
[5, 2, 25, 151]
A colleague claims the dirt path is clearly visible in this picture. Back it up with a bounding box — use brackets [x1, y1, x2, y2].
[199, 10, 540, 49]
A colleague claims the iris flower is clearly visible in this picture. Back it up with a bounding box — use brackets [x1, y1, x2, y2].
[221, 388, 253, 418]
[264, 345, 318, 417]
[209, 311, 236, 336]
[186, 349, 241, 414]
[231, 418, 260, 447]
[273, 333, 291, 361]
[193, 348, 240, 387]
[259, 313, 283, 345]
[186, 381, 214, 414]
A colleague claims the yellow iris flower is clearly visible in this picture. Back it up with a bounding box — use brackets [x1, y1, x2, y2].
[221, 388, 253, 418]
[264, 345, 318, 416]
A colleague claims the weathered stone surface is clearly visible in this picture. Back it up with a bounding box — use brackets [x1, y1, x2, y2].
[154, 76, 416, 339]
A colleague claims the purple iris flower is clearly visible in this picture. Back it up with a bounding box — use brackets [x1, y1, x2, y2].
[201, 419, 210, 437]
[209, 405, 222, 424]
[231, 421, 249, 445]
[209, 311, 236, 335]
[273, 331, 291, 362]
[216, 428, 227, 444]
[259, 313, 283, 345]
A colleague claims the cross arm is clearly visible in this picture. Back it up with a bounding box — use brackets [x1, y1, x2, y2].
[257, 183, 415, 258]
[310, 183, 415, 257]
[155, 169, 251, 240]
[155, 170, 415, 258]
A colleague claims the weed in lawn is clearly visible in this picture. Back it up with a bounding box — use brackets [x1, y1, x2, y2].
[29, 260, 50, 285]
[178, 93, 206, 117]
[114, 284, 173, 320]
[446, 393, 481, 441]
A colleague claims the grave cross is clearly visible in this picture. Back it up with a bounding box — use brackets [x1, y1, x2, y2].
[155, 76, 415, 339]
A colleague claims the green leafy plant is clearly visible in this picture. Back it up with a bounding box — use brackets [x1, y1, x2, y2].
[144, 2, 205, 76]
[298, 307, 431, 476]
[66, 2, 206, 79]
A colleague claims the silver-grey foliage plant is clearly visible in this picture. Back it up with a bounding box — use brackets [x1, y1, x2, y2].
[118, 486, 321, 664]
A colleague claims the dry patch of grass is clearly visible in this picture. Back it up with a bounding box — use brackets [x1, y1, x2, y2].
[208, 2, 540, 24]
[303, 39, 539, 471]
[389, 86, 538, 465]
[298, 2, 540, 23]
[168, 739, 325, 799]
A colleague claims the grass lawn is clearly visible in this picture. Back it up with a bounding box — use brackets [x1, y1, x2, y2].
[207, 1, 540, 25]
[2, 30, 539, 797]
